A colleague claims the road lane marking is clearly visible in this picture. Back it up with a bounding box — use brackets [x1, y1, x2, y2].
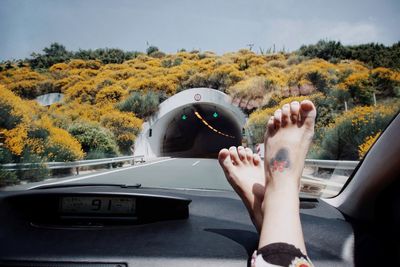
[192, 160, 200, 166]
[28, 158, 176, 189]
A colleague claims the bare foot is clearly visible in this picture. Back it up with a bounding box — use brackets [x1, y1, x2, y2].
[259, 100, 316, 253]
[218, 146, 265, 232]
[264, 100, 316, 191]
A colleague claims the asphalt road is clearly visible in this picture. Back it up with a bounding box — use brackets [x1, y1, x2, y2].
[4, 158, 345, 197]
[7, 158, 233, 191]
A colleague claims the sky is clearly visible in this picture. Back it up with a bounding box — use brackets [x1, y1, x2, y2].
[0, 0, 399, 61]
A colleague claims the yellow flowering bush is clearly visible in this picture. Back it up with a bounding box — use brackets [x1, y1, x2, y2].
[318, 103, 399, 160]
[358, 131, 381, 159]
[49, 62, 69, 72]
[95, 85, 127, 104]
[100, 110, 142, 154]
[3, 125, 28, 156]
[228, 76, 268, 100]
[46, 125, 85, 161]
[65, 80, 98, 103]
[1, 47, 399, 167]
[0, 86, 84, 162]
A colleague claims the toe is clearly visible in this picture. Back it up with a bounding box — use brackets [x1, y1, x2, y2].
[229, 146, 241, 165]
[266, 116, 275, 136]
[299, 100, 317, 128]
[237, 146, 247, 162]
[290, 101, 300, 123]
[218, 149, 234, 171]
[253, 153, 262, 166]
[273, 109, 282, 129]
[245, 147, 253, 163]
[281, 104, 290, 126]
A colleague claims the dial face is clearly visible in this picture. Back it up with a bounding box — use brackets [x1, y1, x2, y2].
[60, 196, 136, 215]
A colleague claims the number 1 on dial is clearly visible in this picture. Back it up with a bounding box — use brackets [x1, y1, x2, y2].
[107, 199, 112, 210]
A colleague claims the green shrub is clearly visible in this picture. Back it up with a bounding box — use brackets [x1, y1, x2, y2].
[0, 104, 22, 130]
[16, 150, 49, 183]
[0, 170, 19, 187]
[68, 122, 119, 158]
[45, 143, 83, 162]
[306, 71, 328, 93]
[146, 46, 159, 55]
[116, 92, 160, 119]
[0, 147, 20, 186]
[316, 104, 398, 160]
[0, 147, 15, 164]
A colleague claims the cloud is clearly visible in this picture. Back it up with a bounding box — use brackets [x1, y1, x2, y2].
[260, 18, 382, 51]
[326, 22, 379, 44]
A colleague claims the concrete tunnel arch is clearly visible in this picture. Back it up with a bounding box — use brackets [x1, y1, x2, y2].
[134, 88, 248, 159]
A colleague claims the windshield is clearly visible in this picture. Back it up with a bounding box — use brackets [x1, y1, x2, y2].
[1, 0, 399, 198]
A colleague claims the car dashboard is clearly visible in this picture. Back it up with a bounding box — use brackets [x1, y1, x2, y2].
[0, 186, 354, 267]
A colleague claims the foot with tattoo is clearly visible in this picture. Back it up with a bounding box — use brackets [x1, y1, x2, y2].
[218, 146, 265, 232]
[264, 100, 316, 191]
[258, 100, 317, 254]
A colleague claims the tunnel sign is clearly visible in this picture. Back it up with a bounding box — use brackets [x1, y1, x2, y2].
[194, 93, 201, 101]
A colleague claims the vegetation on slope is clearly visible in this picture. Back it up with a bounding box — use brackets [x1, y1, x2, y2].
[1, 41, 399, 184]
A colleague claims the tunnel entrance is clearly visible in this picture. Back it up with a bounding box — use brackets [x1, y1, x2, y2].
[161, 103, 242, 158]
[133, 88, 248, 160]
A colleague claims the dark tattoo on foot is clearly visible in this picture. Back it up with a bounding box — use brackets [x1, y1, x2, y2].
[270, 148, 290, 172]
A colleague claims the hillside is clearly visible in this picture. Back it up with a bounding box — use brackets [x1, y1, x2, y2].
[1, 41, 399, 185]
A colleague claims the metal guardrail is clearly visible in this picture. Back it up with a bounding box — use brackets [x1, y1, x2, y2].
[304, 159, 359, 170]
[301, 159, 359, 197]
[1, 155, 145, 175]
[1, 157, 358, 172]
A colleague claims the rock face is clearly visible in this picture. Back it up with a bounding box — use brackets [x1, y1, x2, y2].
[232, 97, 264, 112]
[282, 84, 316, 97]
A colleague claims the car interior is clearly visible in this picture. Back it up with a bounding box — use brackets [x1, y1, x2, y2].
[0, 113, 399, 267]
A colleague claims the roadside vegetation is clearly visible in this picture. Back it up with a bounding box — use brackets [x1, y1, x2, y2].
[1, 41, 399, 185]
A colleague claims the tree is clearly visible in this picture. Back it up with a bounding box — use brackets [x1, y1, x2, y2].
[29, 42, 72, 69]
[299, 40, 349, 61]
[146, 46, 159, 56]
[299, 40, 400, 69]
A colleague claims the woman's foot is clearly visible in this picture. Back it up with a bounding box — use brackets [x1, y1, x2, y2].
[259, 100, 316, 253]
[218, 146, 265, 232]
[264, 100, 316, 191]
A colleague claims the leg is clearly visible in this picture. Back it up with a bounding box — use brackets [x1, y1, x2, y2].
[259, 100, 316, 254]
[218, 146, 265, 232]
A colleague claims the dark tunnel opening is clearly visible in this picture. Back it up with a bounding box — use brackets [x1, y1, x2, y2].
[161, 104, 242, 158]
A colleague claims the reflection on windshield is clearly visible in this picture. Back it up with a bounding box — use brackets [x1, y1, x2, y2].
[1, 41, 399, 195]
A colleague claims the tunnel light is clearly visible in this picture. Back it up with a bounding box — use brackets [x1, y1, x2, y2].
[181, 114, 187, 120]
[194, 111, 235, 139]
[213, 112, 219, 118]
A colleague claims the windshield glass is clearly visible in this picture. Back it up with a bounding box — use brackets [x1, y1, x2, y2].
[1, 0, 399, 198]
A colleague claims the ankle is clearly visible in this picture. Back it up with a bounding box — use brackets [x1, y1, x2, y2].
[265, 177, 300, 194]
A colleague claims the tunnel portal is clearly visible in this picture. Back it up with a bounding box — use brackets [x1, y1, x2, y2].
[134, 88, 248, 159]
